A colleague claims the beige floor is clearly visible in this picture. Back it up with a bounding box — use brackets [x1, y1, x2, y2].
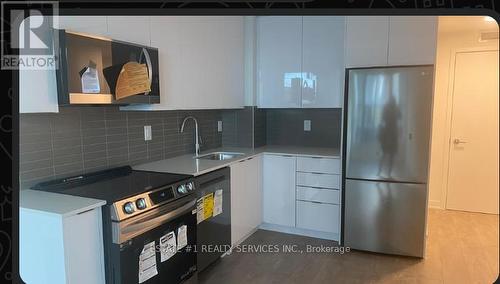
[199, 209, 499, 284]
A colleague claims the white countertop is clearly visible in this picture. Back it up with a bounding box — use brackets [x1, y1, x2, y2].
[20, 146, 338, 215]
[133, 145, 340, 176]
[20, 189, 106, 217]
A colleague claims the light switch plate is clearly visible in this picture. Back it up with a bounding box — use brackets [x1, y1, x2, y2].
[144, 125, 152, 141]
[217, 121, 223, 132]
[304, 120, 311, 132]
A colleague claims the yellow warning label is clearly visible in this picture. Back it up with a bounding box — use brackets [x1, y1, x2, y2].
[203, 193, 214, 220]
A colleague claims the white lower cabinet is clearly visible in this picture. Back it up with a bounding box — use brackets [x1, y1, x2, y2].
[296, 157, 341, 175]
[231, 153, 341, 242]
[296, 201, 339, 233]
[230, 155, 262, 246]
[296, 172, 340, 189]
[262, 154, 296, 227]
[261, 153, 341, 241]
[296, 186, 340, 204]
[20, 206, 105, 284]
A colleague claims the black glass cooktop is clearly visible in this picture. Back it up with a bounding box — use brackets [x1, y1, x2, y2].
[32, 166, 192, 203]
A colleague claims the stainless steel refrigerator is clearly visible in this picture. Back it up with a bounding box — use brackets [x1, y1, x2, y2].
[343, 65, 434, 257]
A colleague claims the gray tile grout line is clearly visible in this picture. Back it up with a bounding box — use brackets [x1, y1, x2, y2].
[160, 112, 166, 160]
[252, 106, 255, 149]
[78, 108, 86, 172]
[126, 111, 131, 162]
[103, 108, 110, 168]
[49, 115, 56, 178]
[19, 157, 54, 166]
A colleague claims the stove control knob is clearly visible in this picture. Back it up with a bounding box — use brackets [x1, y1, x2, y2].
[123, 202, 135, 214]
[136, 198, 147, 210]
[186, 182, 195, 191]
[177, 184, 188, 194]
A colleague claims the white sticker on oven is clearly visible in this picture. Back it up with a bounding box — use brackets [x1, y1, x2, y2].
[213, 189, 223, 217]
[196, 198, 204, 224]
[160, 231, 177, 262]
[177, 225, 188, 250]
[138, 241, 158, 283]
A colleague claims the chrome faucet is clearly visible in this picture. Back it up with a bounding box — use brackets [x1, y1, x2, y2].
[180, 116, 201, 156]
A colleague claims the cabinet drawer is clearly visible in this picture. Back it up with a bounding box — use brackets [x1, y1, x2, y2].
[296, 186, 339, 204]
[296, 172, 340, 189]
[297, 157, 340, 174]
[296, 201, 339, 233]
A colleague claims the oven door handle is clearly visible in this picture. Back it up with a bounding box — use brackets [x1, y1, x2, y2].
[113, 199, 196, 244]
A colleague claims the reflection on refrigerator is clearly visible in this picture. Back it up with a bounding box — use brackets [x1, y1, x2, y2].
[343, 65, 434, 257]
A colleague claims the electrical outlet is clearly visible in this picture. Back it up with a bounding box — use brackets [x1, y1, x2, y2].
[144, 125, 152, 141]
[304, 120, 311, 132]
[217, 121, 223, 132]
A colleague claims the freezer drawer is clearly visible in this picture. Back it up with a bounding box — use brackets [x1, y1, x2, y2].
[296, 172, 340, 189]
[297, 157, 341, 174]
[344, 179, 427, 257]
[296, 186, 340, 204]
[296, 201, 339, 233]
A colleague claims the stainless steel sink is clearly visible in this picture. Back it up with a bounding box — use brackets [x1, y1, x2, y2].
[195, 152, 244, 161]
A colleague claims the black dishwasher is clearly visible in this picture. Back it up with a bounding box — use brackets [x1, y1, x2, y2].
[195, 167, 231, 272]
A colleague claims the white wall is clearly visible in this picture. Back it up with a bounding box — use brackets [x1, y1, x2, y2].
[428, 16, 499, 209]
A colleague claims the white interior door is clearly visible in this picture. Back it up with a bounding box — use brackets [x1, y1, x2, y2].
[446, 50, 499, 214]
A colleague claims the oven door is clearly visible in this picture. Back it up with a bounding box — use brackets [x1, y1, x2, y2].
[111, 196, 197, 284]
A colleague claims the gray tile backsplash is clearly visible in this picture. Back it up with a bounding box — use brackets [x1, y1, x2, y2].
[264, 108, 342, 148]
[20, 106, 342, 188]
[253, 108, 267, 148]
[20, 107, 227, 188]
[222, 107, 253, 148]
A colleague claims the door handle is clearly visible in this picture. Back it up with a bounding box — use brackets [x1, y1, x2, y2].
[453, 138, 467, 145]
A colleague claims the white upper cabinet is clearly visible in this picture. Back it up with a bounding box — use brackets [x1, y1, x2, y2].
[56, 16, 244, 111]
[345, 16, 390, 68]
[302, 16, 345, 108]
[257, 16, 302, 108]
[22, 16, 110, 113]
[107, 16, 151, 46]
[20, 17, 58, 113]
[58, 16, 108, 36]
[124, 16, 245, 110]
[20, 69, 59, 113]
[59, 16, 152, 45]
[345, 16, 437, 67]
[178, 17, 244, 109]
[387, 16, 438, 66]
[256, 16, 345, 108]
